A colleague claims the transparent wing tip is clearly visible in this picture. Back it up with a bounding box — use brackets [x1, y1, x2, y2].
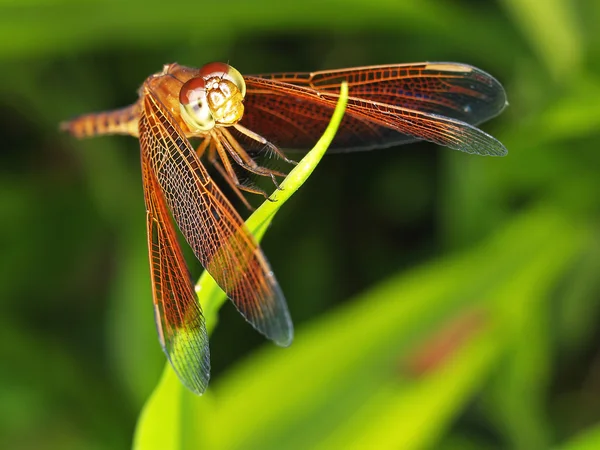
[247, 291, 294, 348]
[163, 326, 211, 395]
[232, 271, 295, 348]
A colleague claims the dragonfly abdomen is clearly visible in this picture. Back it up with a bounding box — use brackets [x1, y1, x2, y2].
[61, 103, 140, 138]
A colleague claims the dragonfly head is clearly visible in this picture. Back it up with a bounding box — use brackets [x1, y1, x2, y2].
[179, 63, 246, 132]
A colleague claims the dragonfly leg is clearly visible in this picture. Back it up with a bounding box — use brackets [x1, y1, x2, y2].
[210, 135, 274, 203]
[217, 128, 287, 184]
[233, 123, 298, 166]
[195, 136, 211, 158]
[210, 158, 254, 210]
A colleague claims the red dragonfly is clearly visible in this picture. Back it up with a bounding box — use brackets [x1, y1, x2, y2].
[61, 62, 507, 394]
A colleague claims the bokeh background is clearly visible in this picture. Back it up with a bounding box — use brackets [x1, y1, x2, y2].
[2, 0, 600, 449]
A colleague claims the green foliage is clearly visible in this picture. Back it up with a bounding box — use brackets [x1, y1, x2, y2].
[1, 0, 600, 449]
[558, 424, 600, 450]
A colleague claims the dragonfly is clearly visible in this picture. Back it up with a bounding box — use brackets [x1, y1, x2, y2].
[61, 61, 507, 395]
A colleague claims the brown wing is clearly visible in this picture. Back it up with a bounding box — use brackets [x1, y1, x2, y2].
[140, 86, 293, 352]
[242, 62, 507, 154]
[142, 147, 210, 395]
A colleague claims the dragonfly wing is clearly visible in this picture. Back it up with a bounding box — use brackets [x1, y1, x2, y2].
[280, 63, 506, 124]
[342, 96, 507, 156]
[140, 86, 293, 347]
[243, 63, 507, 154]
[242, 79, 414, 151]
[141, 145, 210, 395]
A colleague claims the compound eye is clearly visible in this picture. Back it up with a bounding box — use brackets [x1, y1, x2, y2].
[198, 62, 246, 98]
[179, 77, 216, 131]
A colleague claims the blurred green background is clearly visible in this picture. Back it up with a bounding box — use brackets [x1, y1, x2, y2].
[2, 0, 600, 449]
